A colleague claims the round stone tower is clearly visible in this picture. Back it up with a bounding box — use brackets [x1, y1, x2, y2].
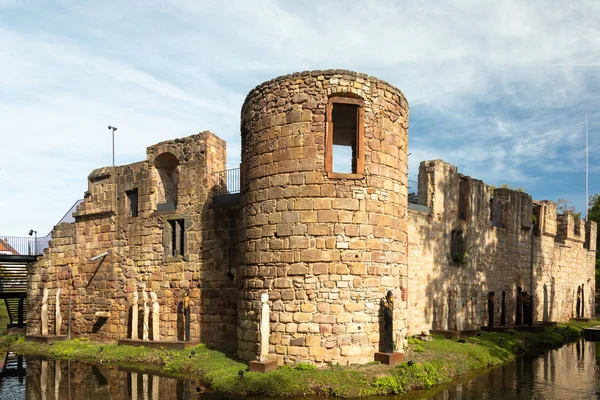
[238, 70, 409, 365]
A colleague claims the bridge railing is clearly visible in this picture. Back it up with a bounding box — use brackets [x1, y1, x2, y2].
[0, 236, 50, 256]
[408, 180, 419, 204]
[212, 168, 240, 196]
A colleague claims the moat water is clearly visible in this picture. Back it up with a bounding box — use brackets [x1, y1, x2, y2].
[1, 340, 599, 399]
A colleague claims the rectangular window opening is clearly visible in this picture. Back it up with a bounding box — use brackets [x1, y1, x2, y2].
[126, 189, 139, 217]
[451, 229, 466, 264]
[332, 103, 358, 174]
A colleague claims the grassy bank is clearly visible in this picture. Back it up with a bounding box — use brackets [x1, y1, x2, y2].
[4, 321, 598, 397]
[0, 301, 9, 336]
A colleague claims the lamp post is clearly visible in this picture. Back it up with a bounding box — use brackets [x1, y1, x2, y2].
[28, 229, 37, 255]
[108, 125, 117, 166]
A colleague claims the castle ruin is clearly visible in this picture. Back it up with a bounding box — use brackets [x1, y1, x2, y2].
[27, 70, 596, 366]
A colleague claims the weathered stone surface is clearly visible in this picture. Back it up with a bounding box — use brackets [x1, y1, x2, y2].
[239, 70, 409, 366]
[26, 70, 596, 369]
[408, 159, 597, 336]
[27, 132, 238, 350]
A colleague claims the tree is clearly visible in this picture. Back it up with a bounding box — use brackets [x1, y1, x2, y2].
[557, 198, 582, 219]
[587, 195, 600, 295]
[588, 194, 600, 222]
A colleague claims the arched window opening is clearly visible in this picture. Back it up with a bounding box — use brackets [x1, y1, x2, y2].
[155, 152, 179, 211]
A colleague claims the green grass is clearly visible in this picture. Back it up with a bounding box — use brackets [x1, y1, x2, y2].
[4, 319, 599, 398]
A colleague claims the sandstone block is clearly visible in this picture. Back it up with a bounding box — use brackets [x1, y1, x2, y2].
[288, 346, 309, 356]
[317, 210, 338, 223]
[275, 223, 294, 237]
[288, 263, 308, 275]
[274, 278, 292, 288]
[293, 312, 313, 323]
[332, 198, 359, 211]
[290, 237, 310, 249]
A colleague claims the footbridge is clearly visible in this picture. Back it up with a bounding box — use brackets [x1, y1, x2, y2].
[0, 236, 49, 330]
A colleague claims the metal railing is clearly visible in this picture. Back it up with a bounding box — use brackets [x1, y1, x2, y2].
[408, 180, 419, 204]
[0, 236, 50, 256]
[212, 168, 240, 196]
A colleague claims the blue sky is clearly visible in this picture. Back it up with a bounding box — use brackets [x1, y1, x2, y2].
[1, 0, 598, 236]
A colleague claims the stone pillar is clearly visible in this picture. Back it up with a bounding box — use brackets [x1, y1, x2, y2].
[131, 290, 138, 340]
[543, 285, 549, 322]
[500, 290, 506, 325]
[441, 293, 448, 331]
[259, 293, 270, 362]
[183, 292, 191, 342]
[455, 286, 463, 331]
[55, 288, 62, 336]
[239, 70, 409, 365]
[142, 285, 149, 341]
[151, 291, 160, 341]
[41, 287, 48, 336]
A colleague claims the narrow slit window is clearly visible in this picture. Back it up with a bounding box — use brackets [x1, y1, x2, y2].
[126, 189, 138, 217]
[458, 178, 468, 220]
[168, 219, 185, 257]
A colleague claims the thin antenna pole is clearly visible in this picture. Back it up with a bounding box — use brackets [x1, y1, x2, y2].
[586, 114, 589, 220]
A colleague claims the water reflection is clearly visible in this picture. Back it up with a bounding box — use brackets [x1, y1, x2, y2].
[411, 340, 600, 399]
[3, 341, 600, 400]
[0, 352, 25, 400]
[0, 353, 223, 400]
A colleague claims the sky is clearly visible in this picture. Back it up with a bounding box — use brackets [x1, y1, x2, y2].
[1, 0, 599, 236]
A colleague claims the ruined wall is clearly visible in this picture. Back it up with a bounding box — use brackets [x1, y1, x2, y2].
[239, 70, 409, 366]
[27, 132, 239, 348]
[25, 70, 596, 368]
[407, 160, 597, 335]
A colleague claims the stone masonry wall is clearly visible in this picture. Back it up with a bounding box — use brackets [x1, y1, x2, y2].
[408, 160, 597, 335]
[25, 70, 595, 369]
[239, 70, 409, 366]
[27, 132, 239, 349]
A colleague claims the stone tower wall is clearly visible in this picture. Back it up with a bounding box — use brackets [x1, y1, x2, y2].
[238, 70, 409, 365]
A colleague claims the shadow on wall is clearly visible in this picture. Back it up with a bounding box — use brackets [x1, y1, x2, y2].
[198, 184, 240, 350]
[419, 172, 499, 332]
[411, 160, 571, 335]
